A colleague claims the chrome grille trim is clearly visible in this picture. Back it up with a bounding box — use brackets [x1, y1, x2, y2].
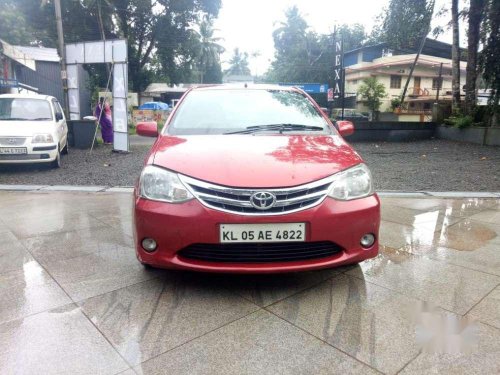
[179, 174, 335, 216]
[0, 137, 26, 146]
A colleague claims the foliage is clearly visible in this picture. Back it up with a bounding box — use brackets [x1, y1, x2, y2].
[265, 6, 367, 85]
[0, 0, 222, 92]
[374, 0, 434, 50]
[195, 16, 224, 83]
[225, 48, 251, 76]
[443, 115, 474, 128]
[0, 0, 41, 45]
[390, 98, 401, 110]
[357, 77, 387, 115]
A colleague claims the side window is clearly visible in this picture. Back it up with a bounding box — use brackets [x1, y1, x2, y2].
[52, 100, 63, 120]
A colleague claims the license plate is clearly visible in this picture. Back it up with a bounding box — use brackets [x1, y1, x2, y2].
[0, 147, 27, 154]
[220, 223, 306, 243]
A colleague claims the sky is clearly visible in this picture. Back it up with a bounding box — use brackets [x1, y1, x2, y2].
[214, 0, 468, 76]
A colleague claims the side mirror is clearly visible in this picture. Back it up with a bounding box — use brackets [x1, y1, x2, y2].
[55, 112, 63, 121]
[336, 120, 354, 137]
[136, 121, 159, 137]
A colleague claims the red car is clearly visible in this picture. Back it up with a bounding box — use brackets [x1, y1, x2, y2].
[134, 85, 380, 273]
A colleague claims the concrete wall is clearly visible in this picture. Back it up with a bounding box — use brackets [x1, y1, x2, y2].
[435, 126, 500, 147]
[344, 122, 499, 146]
[345, 122, 436, 142]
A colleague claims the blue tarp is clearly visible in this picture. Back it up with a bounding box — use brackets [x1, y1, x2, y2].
[139, 101, 170, 110]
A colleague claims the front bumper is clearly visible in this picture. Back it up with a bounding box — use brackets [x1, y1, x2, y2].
[0, 144, 58, 164]
[134, 191, 380, 273]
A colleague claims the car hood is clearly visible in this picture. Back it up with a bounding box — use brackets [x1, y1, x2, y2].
[0, 120, 55, 137]
[151, 134, 363, 188]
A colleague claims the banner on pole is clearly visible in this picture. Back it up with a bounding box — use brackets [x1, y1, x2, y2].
[333, 38, 344, 99]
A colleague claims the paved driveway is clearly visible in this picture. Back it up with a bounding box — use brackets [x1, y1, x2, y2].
[0, 191, 499, 374]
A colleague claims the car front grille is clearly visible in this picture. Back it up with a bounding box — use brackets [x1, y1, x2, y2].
[0, 137, 26, 146]
[179, 174, 334, 216]
[178, 241, 343, 263]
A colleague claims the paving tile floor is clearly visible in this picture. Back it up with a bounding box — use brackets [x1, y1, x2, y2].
[0, 191, 499, 374]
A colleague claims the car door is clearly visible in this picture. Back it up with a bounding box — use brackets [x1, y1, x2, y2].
[52, 99, 67, 148]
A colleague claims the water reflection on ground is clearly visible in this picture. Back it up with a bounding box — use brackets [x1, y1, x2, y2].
[0, 192, 499, 374]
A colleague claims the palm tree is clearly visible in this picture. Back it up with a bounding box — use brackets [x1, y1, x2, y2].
[225, 48, 251, 76]
[196, 16, 224, 83]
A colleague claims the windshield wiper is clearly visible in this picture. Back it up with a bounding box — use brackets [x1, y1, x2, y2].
[32, 118, 52, 121]
[224, 123, 325, 134]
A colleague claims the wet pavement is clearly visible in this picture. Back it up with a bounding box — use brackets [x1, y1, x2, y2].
[0, 191, 499, 374]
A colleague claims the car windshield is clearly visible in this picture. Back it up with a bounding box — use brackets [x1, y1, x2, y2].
[0, 98, 53, 121]
[167, 89, 329, 135]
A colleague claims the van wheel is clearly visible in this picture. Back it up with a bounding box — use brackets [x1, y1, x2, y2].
[51, 148, 61, 168]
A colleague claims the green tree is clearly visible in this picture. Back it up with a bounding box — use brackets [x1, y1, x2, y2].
[225, 48, 251, 75]
[357, 77, 387, 118]
[378, 0, 434, 50]
[266, 7, 367, 85]
[335, 24, 367, 52]
[195, 16, 224, 83]
[267, 6, 325, 82]
[0, 0, 222, 91]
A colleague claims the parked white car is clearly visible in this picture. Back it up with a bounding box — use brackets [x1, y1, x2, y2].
[0, 93, 68, 168]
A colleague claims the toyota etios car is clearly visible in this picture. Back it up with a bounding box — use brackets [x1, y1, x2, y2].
[0, 94, 68, 168]
[134, 85, 380, 273]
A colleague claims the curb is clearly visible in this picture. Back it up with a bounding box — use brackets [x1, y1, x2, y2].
[0, 185, 499, 198]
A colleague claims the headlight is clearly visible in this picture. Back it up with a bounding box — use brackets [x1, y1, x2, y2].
[32, 134, 54, 143]
[328, 163, 373, 200]
[139, 166, 194, 203]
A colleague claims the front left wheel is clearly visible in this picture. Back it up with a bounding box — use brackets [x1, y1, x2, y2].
[51, 148, 61, 168]
[61, 140, 69, 155]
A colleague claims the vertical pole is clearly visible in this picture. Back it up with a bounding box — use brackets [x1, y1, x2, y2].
[435, 62, 443, 103]
[341, 32, 345, 120]
[54, 0, 69, 117]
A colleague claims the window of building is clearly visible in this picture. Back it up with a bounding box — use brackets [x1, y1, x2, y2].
[352, 80, 358, 85]
[432, 77, 443, 90]
[390, 75, 401, 89]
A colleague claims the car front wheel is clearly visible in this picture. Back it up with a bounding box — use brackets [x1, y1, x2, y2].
[51, 147, 61, 168]
[61, 140, 69, 155]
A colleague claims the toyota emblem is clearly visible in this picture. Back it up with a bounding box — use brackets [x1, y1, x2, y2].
[7, 138, 16, 144]
[250, 191, 276, 210]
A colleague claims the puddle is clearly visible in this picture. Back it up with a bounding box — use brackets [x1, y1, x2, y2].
[379, 246, 409, 264]
[437, 220, 497, 251]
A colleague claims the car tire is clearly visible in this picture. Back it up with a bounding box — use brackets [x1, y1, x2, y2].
[141, 262, 154, 270]
[51, 148, 61, 168]
[61, 140, 69, 155]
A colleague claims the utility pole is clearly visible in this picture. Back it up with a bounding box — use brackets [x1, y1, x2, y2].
[54, 0, 70, 117]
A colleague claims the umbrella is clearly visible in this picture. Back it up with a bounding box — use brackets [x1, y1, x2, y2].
[139, 101, 170, 110]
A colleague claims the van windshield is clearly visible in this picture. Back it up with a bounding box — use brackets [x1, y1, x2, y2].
[0, 98, 53, 121]
[167, 89, 329, 135]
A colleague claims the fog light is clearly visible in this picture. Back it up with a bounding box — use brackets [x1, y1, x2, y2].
[360, 233, 375, 248]
[142, 238, 157, 252]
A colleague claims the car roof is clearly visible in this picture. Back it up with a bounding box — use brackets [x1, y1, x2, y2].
[190, 84, 300, 92]
[0, 93, 54, 101]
